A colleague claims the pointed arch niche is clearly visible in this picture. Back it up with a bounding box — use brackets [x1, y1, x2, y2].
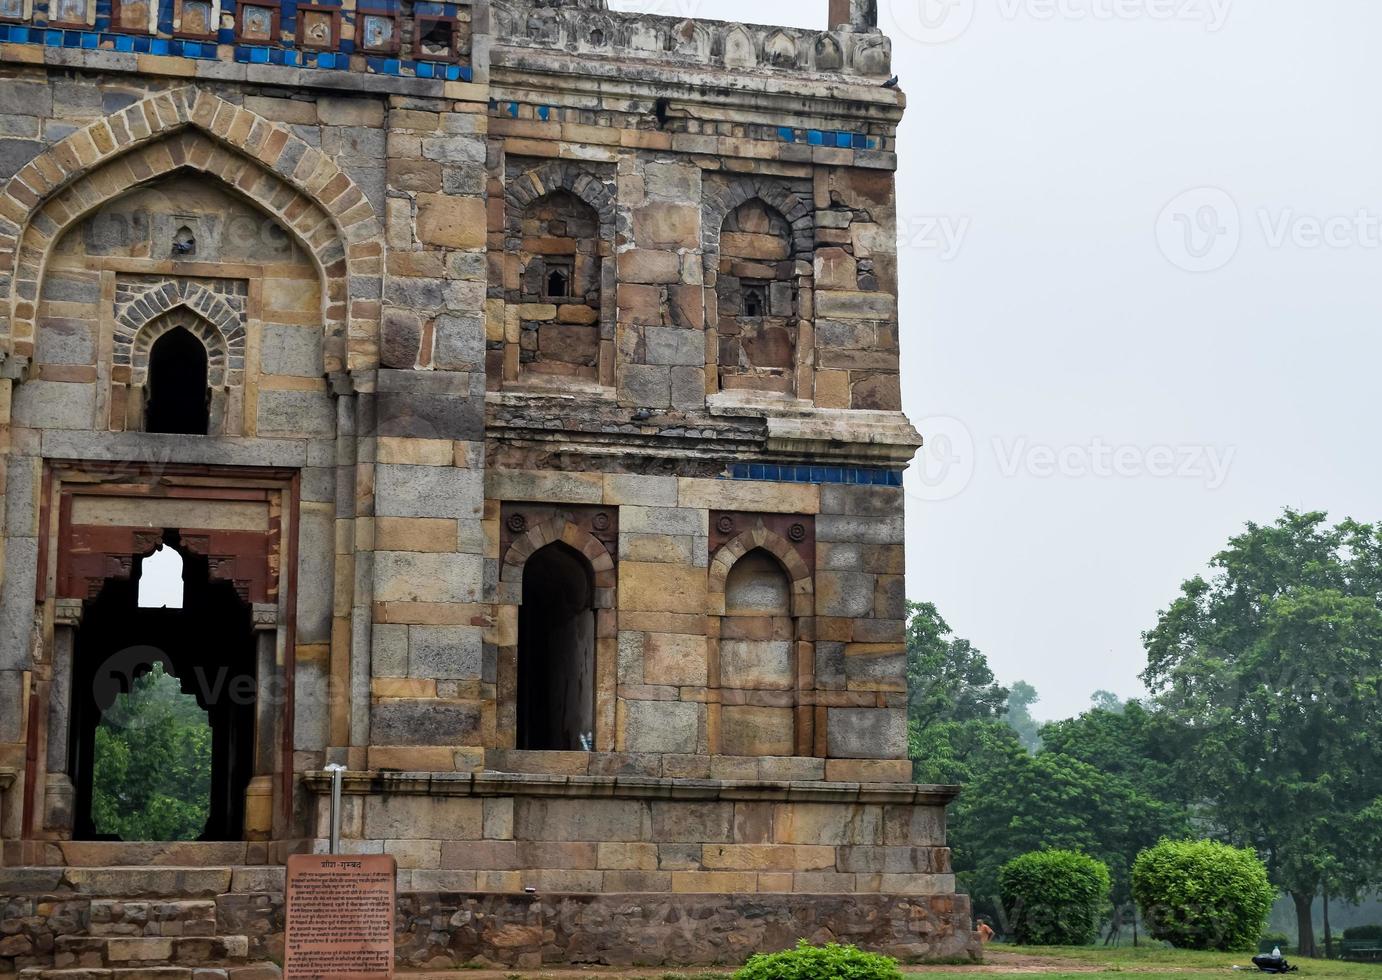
[707, 514, 816, 758]
[702, 177, 816, 401]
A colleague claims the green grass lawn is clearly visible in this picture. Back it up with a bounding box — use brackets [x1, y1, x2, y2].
[656, 945, 1382, 980]
[413, 945, 1382, 978]
[913, 944, 1382, 979]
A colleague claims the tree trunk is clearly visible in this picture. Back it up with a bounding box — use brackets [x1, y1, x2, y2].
[1292, 891, 1317, 958]
[1323, 890, 1332, 960]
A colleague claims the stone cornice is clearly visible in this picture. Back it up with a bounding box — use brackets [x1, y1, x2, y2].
[304, 770, 961, 806]
[487, 393, 920, 468]
[489, 52, 905, 131]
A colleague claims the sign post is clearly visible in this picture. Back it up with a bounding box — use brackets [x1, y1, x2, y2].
[284, 769, 395, 979]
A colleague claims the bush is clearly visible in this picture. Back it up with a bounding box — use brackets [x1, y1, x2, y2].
[1131, 839, 1276, 952]
[998, 849, 1111, 946]
[1343, 925, 1382, 942]
[734, 941, 903, 980]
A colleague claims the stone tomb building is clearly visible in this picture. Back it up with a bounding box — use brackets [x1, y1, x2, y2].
[0, 0, 979, 970]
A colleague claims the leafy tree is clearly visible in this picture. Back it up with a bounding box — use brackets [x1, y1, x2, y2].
[91, 663, 212, 842]
[904, 601, 1010, 784]
[1041, 700, 1190, 816]
[1006, 680, 1043, 753]
[951, 732, 1186, 926]
[905, 601, 1008, 730]
[1090, 690, 1127, 714]
[1143, 510, 1382, 956]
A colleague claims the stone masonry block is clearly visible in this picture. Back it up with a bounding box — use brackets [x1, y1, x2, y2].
[375, 464, 484, 519]
[409, 625, 484, 680]
[363, 795, 482, 840]
[827, 707, 906, 760]
[513, 798, 646, 843]
[624, 699, 700, 754]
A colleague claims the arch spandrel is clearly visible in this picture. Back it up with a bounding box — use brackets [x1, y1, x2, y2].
[0, 88, 382, 376]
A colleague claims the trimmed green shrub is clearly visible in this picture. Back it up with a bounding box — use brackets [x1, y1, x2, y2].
[998, 849, 1111, 946]
[1343, 925, 1382, 942]
[734, 941, 903, 980]
[1131, 839, 1276, 952]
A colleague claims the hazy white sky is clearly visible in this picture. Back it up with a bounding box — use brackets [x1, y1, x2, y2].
[615, 0, 1382, 719]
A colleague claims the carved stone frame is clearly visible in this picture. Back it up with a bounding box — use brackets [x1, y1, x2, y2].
[23, 461, 300, 849]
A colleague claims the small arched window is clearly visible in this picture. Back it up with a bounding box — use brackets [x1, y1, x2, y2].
[145, 327, 210, 435]
[546, 264, 572, 301]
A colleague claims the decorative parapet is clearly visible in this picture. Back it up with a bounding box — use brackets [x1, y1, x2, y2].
[489, 1, 892, 79]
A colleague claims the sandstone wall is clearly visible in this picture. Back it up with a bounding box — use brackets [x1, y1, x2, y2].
[0, 2, 974, 966]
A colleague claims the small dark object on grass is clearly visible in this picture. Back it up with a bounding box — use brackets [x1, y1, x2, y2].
[1251, 952, 1298, 974]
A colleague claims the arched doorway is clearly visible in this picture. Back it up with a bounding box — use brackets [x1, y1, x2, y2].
[517, 542, 596, 751]
[68, 534, 256, 841]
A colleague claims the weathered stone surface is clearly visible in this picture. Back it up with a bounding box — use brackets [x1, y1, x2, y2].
[827, 708, 907, 760]
[371, 700, 483, 747]
[0, 5, 967, 967]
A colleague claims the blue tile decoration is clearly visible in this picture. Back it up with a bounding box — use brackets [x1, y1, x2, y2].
[725, 462, 903, 487]
[784, 127, 876, 150]
[0, 0, 472, 83]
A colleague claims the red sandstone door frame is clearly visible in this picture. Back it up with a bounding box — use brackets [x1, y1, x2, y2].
[23, 461, 300, 846]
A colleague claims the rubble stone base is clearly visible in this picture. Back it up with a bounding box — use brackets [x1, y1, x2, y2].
[0, 864, 978, 974]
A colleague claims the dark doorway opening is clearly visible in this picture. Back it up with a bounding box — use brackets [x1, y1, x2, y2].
[517, 542, 596, 751]
[146, 327, 210, 435]
[69, 532, 257, 841]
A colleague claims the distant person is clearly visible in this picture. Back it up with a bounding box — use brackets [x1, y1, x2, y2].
[977, 919, 996, 943]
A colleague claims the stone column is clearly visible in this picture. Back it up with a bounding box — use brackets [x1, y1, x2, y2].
[245, 603, 279, 840]
[829, 0, 878, 29]
[41, 599, 82, 838]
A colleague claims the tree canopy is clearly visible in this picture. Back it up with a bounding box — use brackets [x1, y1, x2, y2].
[91, 663, 212, 843]
[1142, 510, 1382, 955]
